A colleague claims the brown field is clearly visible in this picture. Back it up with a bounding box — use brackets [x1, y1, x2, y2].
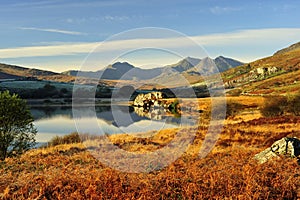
[1, 96, 300, 199]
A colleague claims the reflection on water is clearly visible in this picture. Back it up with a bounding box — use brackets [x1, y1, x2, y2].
[30, 105, 197, 143]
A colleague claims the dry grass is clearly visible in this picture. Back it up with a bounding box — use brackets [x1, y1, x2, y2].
[222, 47, 300, 95]
[1, 96, 300, 199]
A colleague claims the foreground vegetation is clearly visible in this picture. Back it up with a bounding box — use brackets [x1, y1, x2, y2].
[1, 96, 300, 199]
[0, 91, 36, 161]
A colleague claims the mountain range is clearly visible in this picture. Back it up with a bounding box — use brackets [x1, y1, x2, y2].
[61, 56, 243, 82]
[0, 56, 243, 83]
[0, 41, 300, 95]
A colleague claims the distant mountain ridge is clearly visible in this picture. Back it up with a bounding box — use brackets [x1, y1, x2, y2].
[63, 62, 164, 80]
[63, 56, 243, 81]
[214, 56, 244, 72]
[166, 57, 201, 72]
[0, 63, 58, 77]
[0, 63, 74, 82]
[0, 55, 243, 88]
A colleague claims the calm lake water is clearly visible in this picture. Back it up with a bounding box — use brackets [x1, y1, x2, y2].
[30, 105, 197, 143]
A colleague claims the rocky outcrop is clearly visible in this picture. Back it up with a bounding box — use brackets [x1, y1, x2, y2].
[133, 92, 164, 109]
[254, 137, 300, 164]
[225, 66, 281, 89]
[250, 67, 279, 77]
[133, 92, 180, 115]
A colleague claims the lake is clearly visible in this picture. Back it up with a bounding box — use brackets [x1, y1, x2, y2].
[30, 105, 197, 143]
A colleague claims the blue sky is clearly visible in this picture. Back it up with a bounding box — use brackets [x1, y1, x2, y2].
[0, 0, 300, 72]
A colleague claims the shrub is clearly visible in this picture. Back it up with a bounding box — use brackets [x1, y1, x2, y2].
[226, 100, 245, 118]
[204, 99, 244, 120]
[60, 88, 68, 94]
[261, 96, 287, 117]
[33, 83, 59, 98]
[43, 99, 52, 104]
[228, 89, 243, 96]
[44, 83, 56, 91]
[48, 132, 81, 147]
[168, 99, 180, 115]
[288, 92, 300, 116]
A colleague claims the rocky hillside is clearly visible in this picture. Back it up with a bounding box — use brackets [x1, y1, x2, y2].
[222, 41, 300, 95]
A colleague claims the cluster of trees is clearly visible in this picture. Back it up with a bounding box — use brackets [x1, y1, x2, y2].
[0, 83, 72, 99]
[1, 83, 115, 99]
[18, 83, 71, 99]
[73, 86, 113, 98]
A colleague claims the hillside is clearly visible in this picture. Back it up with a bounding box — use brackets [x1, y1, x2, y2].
[0, 71, 22, 80]
[274, 41, 300, 55]
[0, 63, 75, 83]
[222, 41, 300, 95]
[0, 63, 58, 77]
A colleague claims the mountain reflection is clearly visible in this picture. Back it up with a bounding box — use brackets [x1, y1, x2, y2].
[30, 105, 197, 142]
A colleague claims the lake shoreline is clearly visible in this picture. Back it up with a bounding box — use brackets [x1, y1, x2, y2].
[26, 98, 132, 107]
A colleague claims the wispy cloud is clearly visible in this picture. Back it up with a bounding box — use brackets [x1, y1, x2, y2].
[0, 42, 98, 58]
[2, 28, 300, 60]
[66, 1, 134, 8]
[64, 17, 92, 24]
[6, 0, 132, 9]
[64, 15, 130, 24]
[8, 0, 60, 8]
[210, 6, 241, 15]
[102, 15, 130, 21]
[19, 27, 87, 36]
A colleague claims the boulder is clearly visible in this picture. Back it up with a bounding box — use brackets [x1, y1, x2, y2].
[254, 137, 300, 164]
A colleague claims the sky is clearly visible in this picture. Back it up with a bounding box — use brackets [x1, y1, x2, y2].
[0, 0, 300, 72]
